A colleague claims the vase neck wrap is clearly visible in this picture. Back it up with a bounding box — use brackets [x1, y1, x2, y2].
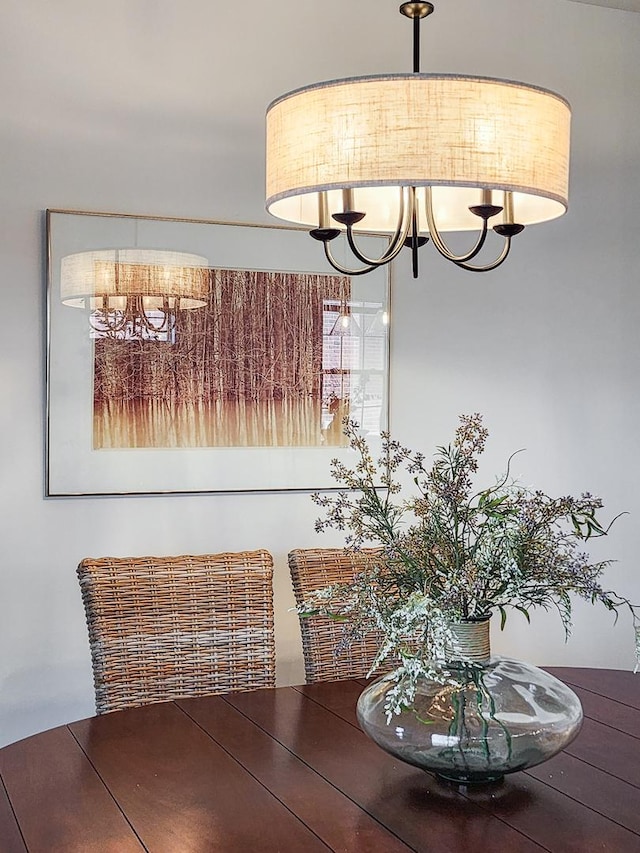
[446, 617, 491, 665]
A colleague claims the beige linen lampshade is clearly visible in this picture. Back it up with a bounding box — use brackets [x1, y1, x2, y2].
[61, 249, 210, 311]
[266, 73, 571, 234]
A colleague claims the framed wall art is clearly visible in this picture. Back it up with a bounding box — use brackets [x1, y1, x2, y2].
[46, 210, 391, 495]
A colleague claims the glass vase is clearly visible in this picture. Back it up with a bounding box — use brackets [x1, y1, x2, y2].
[356, 617, 583, 784]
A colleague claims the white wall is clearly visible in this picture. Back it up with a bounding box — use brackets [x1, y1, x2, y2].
[0, 0, 638, 747]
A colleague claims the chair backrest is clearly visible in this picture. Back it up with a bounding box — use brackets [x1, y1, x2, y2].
[288, 547, 385, 683]
[77, 550, 275, 714]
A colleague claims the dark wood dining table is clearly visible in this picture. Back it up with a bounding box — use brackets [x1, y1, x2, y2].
[0, 667, 638, 852]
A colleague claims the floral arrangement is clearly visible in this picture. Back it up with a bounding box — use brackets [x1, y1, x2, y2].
[302, 413, 639, 719]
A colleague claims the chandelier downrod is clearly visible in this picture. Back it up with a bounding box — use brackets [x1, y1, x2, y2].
[399, 2, 433, 74]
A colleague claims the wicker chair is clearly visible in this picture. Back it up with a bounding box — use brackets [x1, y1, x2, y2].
[288, 547, 386, 683]
[77, 550, 276, 714]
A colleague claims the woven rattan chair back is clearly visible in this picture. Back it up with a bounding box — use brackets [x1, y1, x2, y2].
[77, 550, 276, 714]
[288, 547, 385, 683]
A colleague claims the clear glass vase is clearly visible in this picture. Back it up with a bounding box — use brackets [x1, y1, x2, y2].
[356, 618, 583, 784]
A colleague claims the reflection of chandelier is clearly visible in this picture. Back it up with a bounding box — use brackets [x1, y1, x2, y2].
[266, 2, 571, 278]
[60, 249, 210, 334]
[329, 301, 360, 337]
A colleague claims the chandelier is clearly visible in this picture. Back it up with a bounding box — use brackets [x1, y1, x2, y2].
[60, 248, 210, 335]
[265, 2, 571, 278]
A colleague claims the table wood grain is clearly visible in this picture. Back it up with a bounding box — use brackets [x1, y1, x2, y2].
[0, 668, 638, 852]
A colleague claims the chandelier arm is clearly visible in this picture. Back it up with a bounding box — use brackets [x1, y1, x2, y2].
[344, 188, 412, 267]
[139, 312, 170, 333]
[126, 296, 172, 333]
[425, 187, 489, 263]
[138, 302, 171, 333]
[454, 237, 512, 272]
[323, 241, 380, 276]
[91, 308, 130, 333]
[96, 295, 131, 332]
[88, 313, 113, 333]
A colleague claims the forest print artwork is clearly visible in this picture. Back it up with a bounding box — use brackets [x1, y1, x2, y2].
[92, 268, 362, 449]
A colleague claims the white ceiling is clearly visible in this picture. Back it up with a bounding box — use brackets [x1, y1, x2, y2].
[0, 0, 636, 179]
[570, 0, 640, 10]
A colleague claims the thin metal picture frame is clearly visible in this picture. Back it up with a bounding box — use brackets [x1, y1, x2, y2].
[46, 209, 391, 496]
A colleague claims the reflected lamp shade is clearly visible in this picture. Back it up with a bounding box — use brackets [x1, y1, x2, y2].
[266, 74, 571, 233]
[60, 249, 210, 311]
